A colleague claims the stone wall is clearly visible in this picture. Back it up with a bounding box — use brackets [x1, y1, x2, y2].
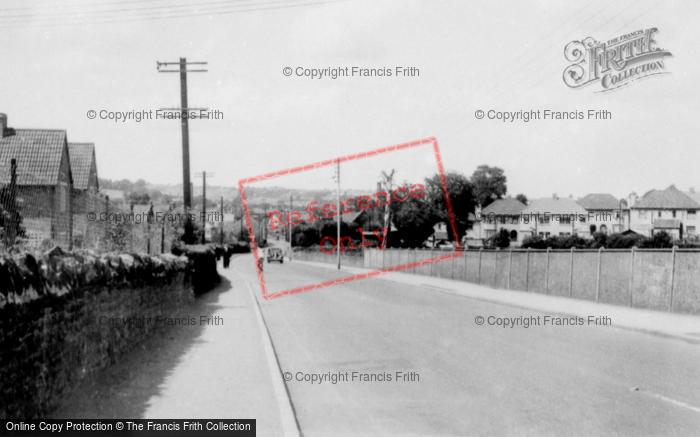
[0, 249, 193, 419]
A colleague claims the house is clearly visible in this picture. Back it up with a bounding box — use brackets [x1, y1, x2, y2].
[628, 185, 699, 239]
[520, 194, 589, 239]
[68, 143, 99, 248]
[477, 197, 527, 245]
[577, 193, 625, 234]
[427, 222, 451, 247]
[0, 114, 73, 248]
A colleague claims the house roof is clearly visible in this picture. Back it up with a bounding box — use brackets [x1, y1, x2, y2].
[578, 193, 620, 210]
[482, 198, 526, 216]
[68, 142, 96, 190]
[633, 185, 700, 209]
[686, 190, 700, 205]
[521, 196, 588, 215]
[653, 218, 682, 229]
[0, 129, 69, 186]
[339, 210, 363, 223]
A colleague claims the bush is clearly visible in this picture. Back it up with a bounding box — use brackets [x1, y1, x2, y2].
[521, 235, 546, 249]
[171, 243, 220, 295]
[606, 233, 646, 248]
[492, 229, 511, 249]
[643, 231, 673, 248]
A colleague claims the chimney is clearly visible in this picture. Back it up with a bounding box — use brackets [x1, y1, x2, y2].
[628, 192, 637, 207]
[377, 182, 382, 193]
[0, 113, 7, 138]
[552, 193, 558, 200]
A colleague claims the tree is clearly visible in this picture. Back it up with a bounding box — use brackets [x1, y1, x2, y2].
[515, 193, 528, 205]
[493, 228, 511, 248]
[391, 197, 438, 247]
[292, 223, 320, 247]
[471, 165, 507, 208]
[645, 231, 673, 248]
[425, 172, 476, 242]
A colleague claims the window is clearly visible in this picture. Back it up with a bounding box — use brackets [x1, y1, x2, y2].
[510, 230, 518, 241]
[658, 211, 662, 218]
[600, 224, 608, 234]
[689, 226, 697, 234]
[590, 224, 597, 234]
[672, 210, 677, 218]
[689, 211, 697, 219]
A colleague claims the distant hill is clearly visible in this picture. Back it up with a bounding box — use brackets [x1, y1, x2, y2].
[98, 178, 367, 209]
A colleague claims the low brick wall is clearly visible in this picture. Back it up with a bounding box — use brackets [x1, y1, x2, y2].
[0, 249, 193, 419]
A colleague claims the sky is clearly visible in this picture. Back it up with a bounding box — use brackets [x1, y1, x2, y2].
[0, 0, 697, 199]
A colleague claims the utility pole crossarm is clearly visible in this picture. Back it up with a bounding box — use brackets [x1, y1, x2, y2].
[156, 56, 207, 242]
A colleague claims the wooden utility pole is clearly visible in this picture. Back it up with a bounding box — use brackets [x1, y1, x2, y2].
[379, 169, 395, 249]
[335, 160, 341, 269]
[6, 158, 18, 246]
[220, 196, 224, 244]
[195, 171, 213, 244]
[157, 57, 208, 241]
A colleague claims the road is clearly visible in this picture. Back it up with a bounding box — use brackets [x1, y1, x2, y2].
[230, 255, 700, 437]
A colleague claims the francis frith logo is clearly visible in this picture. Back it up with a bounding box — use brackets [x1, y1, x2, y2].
[563, 27, 672, 92]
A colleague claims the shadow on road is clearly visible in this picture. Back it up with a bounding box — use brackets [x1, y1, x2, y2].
[50, 276, 233, 419]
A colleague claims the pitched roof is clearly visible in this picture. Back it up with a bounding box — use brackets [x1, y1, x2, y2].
[0, 129, 68, 185]
[578, 193, 620, 210]
[522, 196, 587, 215]
[482, 198, 526, 216]
[686, 190, 700, 205]
[633, 185, 700, 209]
[340, 210, 363, 223]
[68, 142, 96, 190]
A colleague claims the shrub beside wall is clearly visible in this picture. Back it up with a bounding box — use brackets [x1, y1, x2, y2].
[0, 249, 192, 419]
[171, 244, 221, 295]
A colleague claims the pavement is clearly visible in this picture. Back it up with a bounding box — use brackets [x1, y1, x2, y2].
[53, 259, 298, 437]
[55, 255, 700, 436]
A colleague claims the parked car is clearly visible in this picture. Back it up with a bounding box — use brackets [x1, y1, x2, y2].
[267, 247, 284, 263]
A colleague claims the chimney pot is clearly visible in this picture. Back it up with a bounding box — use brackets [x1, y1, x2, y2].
[0, 113, 7, 138]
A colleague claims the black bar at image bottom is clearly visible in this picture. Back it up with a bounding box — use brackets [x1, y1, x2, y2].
[1, 419, 256, 436]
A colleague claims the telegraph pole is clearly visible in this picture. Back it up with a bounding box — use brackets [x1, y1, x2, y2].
[6, 158, 17, 246]
[157, 57, 208, 242]
[195, 171, 213, 244]
[335, 159, 341, 270]
[220, 196, 224, 244]
[288, 194, 294, 260]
